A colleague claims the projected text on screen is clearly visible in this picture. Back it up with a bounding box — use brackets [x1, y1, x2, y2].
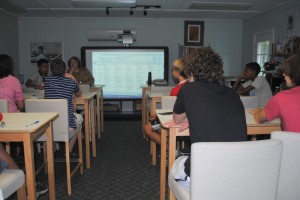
[90, 50, 165, 98]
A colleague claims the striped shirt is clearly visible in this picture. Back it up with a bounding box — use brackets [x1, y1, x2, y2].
[44, 76, 79, 129]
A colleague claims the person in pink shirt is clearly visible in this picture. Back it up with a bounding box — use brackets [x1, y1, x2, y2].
[0, 54, 24, 112]
[251, 53, 300, 132]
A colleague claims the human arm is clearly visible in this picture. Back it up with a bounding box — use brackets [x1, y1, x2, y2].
[232, 74, 244, 90]
[25, 79, 35, 88]
[232, 74, 255, 95]
[81, 68, 94, 85]
[64, 73, 77, 82]
[164, 118, 189, 131]
[249, 108, 267, 123]
[16, 100, 24, 111]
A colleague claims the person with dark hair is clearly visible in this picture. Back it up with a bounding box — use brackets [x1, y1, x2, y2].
[165, 47, 247, 180]
[0, 54, 24, 112]
[250, 53, 300, 132]
[25, 58, 49, 90]
[44, 59, 83, 155]
[67, 56, 94, 85]
[0, 54, 48, 197]
[233, 62, 272, 106]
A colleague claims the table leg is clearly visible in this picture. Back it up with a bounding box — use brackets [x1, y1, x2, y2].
[168, 128, 177, 200]
[23, 136, 37, 200]
[91, 99, 96, 157]
[84, 101, 91, 169]
[160, 128, 167, 200]
[46, 122, 56, 200]
[100, 89, 104, 133]
[96, 93, 101, 139]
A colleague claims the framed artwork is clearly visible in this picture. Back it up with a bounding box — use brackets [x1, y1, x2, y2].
[29, 41, 63, 63]
[184, 21, 204, 46]
[285, 7, 299, 33]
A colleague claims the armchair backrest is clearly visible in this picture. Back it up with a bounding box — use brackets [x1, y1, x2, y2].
[0, 100, 8, 112]
[25, 99, 69, 141]
[190, 140, 283, 200]
[161, 96, 176, 110]
[240, 96, 259, 109]
[271, 131, 300, 200]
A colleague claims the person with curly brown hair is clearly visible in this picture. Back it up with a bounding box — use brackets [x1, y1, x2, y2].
[250, 53, 300, 132]
[166, 47, 247, 179]
[67, 56, 94, 85]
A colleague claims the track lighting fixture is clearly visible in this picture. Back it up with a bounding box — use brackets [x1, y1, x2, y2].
[106, 7, 111, 15]
[130, 7, 134, 15]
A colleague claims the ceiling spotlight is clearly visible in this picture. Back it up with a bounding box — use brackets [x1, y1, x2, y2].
[143, 10, 147, 16]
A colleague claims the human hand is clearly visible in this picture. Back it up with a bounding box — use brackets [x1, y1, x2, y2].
[163, 120, 189, 132]
[35, 84, 44, 90]
[248, 108, 260, 115]
[64, 73, 76, 81]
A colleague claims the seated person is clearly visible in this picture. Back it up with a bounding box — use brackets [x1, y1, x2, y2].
[0, 144, 49, 197]
[250, 53, 300, 133]
[165, 47, 247, 180]
[232, 62, 272, 107]
[145, 58, 187, 134]
[25, 59, 49, 90]
[44, 59, 83, 156]
[0, 54, 24, 112]
[67, 56, 94, 86]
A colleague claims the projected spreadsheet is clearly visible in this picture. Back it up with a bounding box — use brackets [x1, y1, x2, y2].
[92, 51, 164, 98]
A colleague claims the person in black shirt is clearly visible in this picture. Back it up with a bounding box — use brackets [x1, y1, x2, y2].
[166, 47, 247, 178]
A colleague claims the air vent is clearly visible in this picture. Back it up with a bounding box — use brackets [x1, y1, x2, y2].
[189, 2, 253, 11]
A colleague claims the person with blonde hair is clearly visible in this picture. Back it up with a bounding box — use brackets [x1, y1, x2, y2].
[170, 58, 188, 96]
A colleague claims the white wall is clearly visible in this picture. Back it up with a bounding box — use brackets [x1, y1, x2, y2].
[0, 12, 19, 75]
[242, 0, 300, 71]
[18, 17, 243, 84]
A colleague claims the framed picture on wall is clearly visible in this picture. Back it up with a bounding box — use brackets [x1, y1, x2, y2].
[29, 41, 63, 63]
[285, 7, 298, 33]
[184, 21, 204, 46]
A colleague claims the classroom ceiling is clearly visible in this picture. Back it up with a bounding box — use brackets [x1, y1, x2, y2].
[0, 0, 294, 19]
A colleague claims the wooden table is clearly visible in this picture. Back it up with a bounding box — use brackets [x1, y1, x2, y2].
[75, 92, 97, 169]
[140, 85, 173, 137]
[0, 112, 58, 200]
[156, 109, 281, 200]
[90, 85, 105, 139]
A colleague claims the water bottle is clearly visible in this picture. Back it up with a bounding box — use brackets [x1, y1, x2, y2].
[147, 72, 152, 86]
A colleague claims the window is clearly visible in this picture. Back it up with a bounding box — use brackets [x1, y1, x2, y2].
[257, 40, 271, 68]
[254, 29, 274, 75]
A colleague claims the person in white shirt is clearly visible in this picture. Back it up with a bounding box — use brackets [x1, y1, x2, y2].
[232, 62, 272, 107]
[25, 59, 49, 90]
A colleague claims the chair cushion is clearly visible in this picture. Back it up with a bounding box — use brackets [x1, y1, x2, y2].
[168, 173, 190, 200]
[0, 169, 25, 199]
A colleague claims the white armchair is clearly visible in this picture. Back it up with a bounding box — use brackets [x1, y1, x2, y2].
[169, 140, 283, 200]
[240, 96, 259, 109]
[0, 100, 8, 113]
[25, 99, 83, 195]
[271, 131, 300, 200]
[0, 169, 26, 200]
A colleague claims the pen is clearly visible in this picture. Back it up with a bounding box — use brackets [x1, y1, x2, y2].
[26, 120, 39, 127]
